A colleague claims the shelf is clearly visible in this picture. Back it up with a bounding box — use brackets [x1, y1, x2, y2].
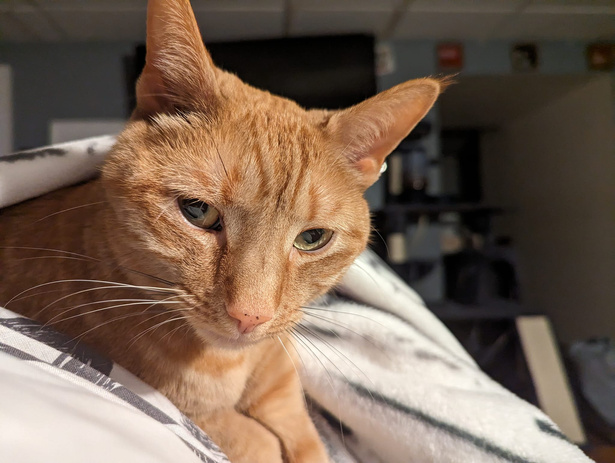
[377, 203, 503, 217]
[427, 299, 536, 321]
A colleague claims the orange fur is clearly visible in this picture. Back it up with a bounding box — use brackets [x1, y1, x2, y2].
[0, 1, 444, 461]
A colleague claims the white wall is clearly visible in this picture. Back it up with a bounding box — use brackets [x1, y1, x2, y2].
[0, 43, 133, 150]
[482, 75, 615, 342]
[49, 119, 126, 145]
[0, 65, 12, 155]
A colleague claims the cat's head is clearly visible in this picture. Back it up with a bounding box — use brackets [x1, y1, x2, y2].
[102, 0, 445, 348]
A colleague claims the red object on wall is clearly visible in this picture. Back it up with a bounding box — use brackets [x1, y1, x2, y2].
[437, 43, 464, 71]
[587, 43, 614, 71]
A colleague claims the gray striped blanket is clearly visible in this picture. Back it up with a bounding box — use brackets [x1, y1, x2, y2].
[0, 137, 592, 462]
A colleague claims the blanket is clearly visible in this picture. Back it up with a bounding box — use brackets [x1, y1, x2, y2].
[0, 137, 593, 462]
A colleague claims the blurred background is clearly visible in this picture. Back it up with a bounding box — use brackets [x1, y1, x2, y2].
[0, 0, 614, 458]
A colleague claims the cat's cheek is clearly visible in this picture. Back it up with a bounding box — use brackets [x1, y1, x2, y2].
[179, 226, 226, 259]
[214, 229, 227, 249]
[288, 246, 301, 264]
[174, 211, 227, 254]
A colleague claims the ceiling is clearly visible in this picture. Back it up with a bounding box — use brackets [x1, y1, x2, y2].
[439, 74, 599, 128]
[0, 0, 614, 43]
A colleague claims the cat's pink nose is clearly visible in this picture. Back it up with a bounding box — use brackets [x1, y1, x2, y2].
[226, 306, 272, 334]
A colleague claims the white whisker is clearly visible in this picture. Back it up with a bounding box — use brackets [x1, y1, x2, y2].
[297, 323, 376, 391]
[154, 195, 181, 223]
[301, 305, 388, 330]
[33, 201, 106, 224]
[128, 315, 191, 348]
[277, 335, 307, 407]
[69, 307, 191, 344]
[11, 288, 67, 303]
[1, 246, 177, 287]
[43, 297, 186, 327]
[295, 325, 354, 386]
[370, 227, 390, 260]
[32, 281, 179, 314]
[291, 328, 345, 445]
[16, 256, 100, 263]
[7, 278, 178, 306]
[159, 309, 196, 342]
[300, 310, 389, 357]
[42, 298, 159, 325]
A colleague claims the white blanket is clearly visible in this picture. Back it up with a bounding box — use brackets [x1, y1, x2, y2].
[0, 138, 593, 462]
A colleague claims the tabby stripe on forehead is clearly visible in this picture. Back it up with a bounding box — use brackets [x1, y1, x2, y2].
[275, 162, 294, 211]
[273, 158, 300, 212]
[307, 183, 320, 223]
[290, 148, 310, 205]
[299, 128, 318, 210]
[280, 136, 312, 211]
[243, 116, 270, 200]
[287, 165, 308, 212]
[253, 144, 270, 200]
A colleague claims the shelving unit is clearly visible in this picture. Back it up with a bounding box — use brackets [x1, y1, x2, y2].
[381, 203, 502, 218]
[371, 130, 585, 444]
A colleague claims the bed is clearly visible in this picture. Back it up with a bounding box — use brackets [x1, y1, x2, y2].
[0, 137, 593, 462]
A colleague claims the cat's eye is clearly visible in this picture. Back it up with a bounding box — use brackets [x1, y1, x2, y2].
[179, 199, 221, 231]
[293, 229, 333, 252]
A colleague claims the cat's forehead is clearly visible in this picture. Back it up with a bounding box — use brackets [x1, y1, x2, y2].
[150, 94, 326, 156]
[153, 101, 331, 172]
[225, 98, 324, 144]
[145, 108, 357, 219]
[217, 112, 351, 217]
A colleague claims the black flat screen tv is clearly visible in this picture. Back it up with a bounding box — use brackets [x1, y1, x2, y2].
[127, 35, 376, 114]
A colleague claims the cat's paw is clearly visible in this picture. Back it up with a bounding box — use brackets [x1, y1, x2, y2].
[234, 428, 283, 463]
[285, 438, 331, 463]
[195, 411, 283, 463]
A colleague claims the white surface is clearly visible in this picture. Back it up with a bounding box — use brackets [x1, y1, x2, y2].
[517, 316, 586, 443]
[387, 231, 407, 264]
[0, 352, 203, 463]
[387, 154, 403, 196]
[49, 119, 125, 145]
[0, 65, 12, 156]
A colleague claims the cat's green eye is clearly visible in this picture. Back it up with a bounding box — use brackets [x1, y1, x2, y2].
[293, 229, 333, 252]
[179, 199, 221, 231]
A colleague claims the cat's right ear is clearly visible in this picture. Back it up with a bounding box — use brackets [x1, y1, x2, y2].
[133, 0, 219, 120]
[327, 77, 449, 190]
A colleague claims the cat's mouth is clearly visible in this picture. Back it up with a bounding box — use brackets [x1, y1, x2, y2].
[193, 324, 263, 349]
[187, 314, 268, 349]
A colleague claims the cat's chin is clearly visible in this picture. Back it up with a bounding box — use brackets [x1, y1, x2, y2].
[192, 325, 263, 350]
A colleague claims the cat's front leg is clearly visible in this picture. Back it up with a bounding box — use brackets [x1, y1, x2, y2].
[248, 394, 329, 463]
[240, 341, 330, 463]
[195, 409, 283, 463]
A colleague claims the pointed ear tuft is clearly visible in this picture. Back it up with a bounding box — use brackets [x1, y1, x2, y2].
[435, 74, 457, 94]
[134, 0, 219, 120]
[328, 77, 448, 189]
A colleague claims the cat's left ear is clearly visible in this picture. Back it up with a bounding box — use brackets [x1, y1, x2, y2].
[327, 77, 448, 189]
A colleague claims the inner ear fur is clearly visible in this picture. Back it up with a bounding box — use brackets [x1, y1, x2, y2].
[328, 77, 451, 189]
[133, 0, 220, 120]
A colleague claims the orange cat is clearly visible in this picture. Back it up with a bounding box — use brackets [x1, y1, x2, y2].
[0, 0, 444, 461]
